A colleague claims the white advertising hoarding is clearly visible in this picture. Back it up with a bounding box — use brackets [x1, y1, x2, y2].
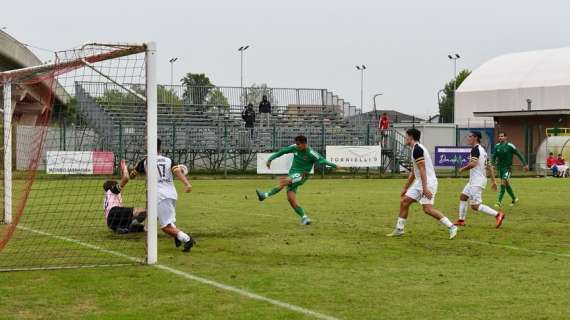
[257, 153, 314, 174]
[46, 151, 115, 175]
[326, 146, 382, 168]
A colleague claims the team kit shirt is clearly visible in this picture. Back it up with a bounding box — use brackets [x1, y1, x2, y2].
[135, 155, 180, 201]
[411, 143, 437, 188]
[268, 145, 337, 175]
[469, 144, 488, 188]
[103, 185, 122, 219]
[493, 142, 526, 170]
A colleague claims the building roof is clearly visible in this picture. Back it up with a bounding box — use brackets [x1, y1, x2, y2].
[474, 109, 570, 117]
[458, 47, 570, 92]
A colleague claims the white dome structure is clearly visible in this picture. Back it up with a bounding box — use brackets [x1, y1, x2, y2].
[535, 136, 570, 169]
[456, 47, 570, 123]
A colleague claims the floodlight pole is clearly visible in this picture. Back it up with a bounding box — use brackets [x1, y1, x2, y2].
[238, 45, 250, 104]
[448, 53, 461, 123]
[169, 57, 178, 87]
[356, 65, 367, 111]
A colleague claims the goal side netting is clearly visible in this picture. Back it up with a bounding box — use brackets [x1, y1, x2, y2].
[0, 42, 158, 271]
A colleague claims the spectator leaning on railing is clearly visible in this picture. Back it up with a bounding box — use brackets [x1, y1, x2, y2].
[378, 112, 390, 147]
[259, 95, 271, 127]
[242, 103, 256, 137]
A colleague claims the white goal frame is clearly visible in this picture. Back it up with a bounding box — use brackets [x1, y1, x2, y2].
[1, 41, 158, 265]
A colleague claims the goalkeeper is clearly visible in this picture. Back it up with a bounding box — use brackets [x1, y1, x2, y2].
[492, 132, 528, 207]
[256, 135, 337, 225]
[103, 160, 147, 234]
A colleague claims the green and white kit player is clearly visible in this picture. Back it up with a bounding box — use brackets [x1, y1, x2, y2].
[492, 132, 528, 207]
[256, 135, 337, 225]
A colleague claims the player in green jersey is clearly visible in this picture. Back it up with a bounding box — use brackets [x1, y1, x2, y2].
[256, 135, 337, 225]
[492, 132, 528, 207]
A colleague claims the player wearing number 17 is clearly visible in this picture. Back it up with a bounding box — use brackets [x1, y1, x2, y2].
[256, 135, 337, 225]
[131, 139, 196, 252]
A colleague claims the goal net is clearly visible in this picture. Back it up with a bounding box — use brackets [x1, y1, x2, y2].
[0, 42, 158, 271]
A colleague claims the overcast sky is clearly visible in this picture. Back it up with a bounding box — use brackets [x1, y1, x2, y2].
[2, 0, 569, 118]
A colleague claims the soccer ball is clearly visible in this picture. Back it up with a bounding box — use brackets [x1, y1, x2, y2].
[179, 164, 189, 176]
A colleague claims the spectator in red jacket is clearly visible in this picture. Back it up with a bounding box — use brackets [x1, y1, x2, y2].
[547, 152, 558, 176]
[378, 113, 390, 147]
[555, 154, 568, 177]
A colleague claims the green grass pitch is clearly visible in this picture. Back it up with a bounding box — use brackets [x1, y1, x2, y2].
[0, 177, 569, 319]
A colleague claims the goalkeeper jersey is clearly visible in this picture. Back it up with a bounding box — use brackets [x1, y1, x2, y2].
[268, 145, 337, 174]
[493, 142, 526, 169]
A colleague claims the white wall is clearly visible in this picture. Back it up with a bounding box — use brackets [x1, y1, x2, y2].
[393, 123, 456, 166]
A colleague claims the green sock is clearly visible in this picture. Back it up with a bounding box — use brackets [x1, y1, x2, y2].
[498, 185, 506, 203]
[266, 187, 281, 197]
[506, 185, 517, 200]
[293, 206, 306, 218]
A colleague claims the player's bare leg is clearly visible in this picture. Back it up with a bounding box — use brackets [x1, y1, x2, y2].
[162, 224, 196, 252]
[387, 196, 414, 237]
[256, 177, 291, 201]
[455, 193, 470, 226]
[422, 204, 458, 239]
[287, 190, 311, 225]
[470, 202, 505, 228]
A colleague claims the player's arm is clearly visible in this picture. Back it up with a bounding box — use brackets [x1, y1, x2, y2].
[130, 158, 146, 178]
[311, 149, 337, 169]
[402, 170, 415, 197]
[512, 144, 529, 170]
[118, 160, 129, 188]
[417, 159, 432, 199]
[486, 160, 498, 191]
[266, 145, 296, 168]
[172, 164, 192, 193]
[459, 147, 479, 172]
[491, 146, 498, 167]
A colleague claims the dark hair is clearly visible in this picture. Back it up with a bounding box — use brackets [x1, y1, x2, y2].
[103, 180, 117, 191]
[549, 152, 554, 156]
[295, 135, 307, 144]
[470, 131, 482, 142]
[157, 138, 162, 151]
[406, 128, 421, 141]
[498, 132, 507, 136]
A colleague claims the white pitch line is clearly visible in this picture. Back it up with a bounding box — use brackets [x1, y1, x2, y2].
[462, 239, 570, 258]
[16, 225, 340, 320]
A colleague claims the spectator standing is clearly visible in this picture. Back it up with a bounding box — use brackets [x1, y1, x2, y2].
[259, 95, 272, 128]
[546, 152, 558, 176]
[378, 112, 390, 147]
[241, 103, 256, 137]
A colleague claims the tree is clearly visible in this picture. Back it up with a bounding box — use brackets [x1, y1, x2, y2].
[439, 69, 471, 123]
[206, 89, 229, 110]
[245, 83, 276, 106]
[158, 85, 183, 106]
[181, 73, 214, 106]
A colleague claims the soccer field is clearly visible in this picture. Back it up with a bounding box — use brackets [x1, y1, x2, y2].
[0, 177, 569, 319]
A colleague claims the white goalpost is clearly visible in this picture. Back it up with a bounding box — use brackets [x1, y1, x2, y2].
[0, 41, 158, 270]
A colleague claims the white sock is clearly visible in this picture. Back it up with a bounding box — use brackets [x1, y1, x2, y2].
[459, 201, 468, 220]
[477, 204, 498, 217]
[396, 217, 406, 230]
[176, 231, 191, 242]
[439, 217, 454, 228]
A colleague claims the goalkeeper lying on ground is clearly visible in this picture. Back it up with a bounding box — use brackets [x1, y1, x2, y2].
[103, 160, 147, 234]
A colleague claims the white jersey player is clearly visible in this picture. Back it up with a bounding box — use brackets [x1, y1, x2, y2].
[454, 131, 505, 228]
[132, 139, 196, 252]
[387, 128, 458, 239]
